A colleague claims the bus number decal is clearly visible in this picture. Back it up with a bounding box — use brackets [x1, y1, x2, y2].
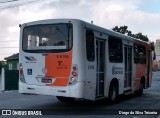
[56, 55, 69, 59]
[88, 65, 94, 70]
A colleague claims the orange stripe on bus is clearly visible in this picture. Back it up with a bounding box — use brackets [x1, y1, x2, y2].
[45, 51, 72, 86]
[135, 64, 146, 78]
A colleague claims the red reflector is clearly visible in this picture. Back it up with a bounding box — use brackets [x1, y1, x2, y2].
[20, 69, 23, 75]
[72, 71, 77, 76]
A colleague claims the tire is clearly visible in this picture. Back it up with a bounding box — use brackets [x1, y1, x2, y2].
[56, 96, 75, 102]
[135, 81, 144, 96]
[108, 84, 118, 103]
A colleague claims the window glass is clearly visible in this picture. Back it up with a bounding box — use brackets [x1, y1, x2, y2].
[134, 44, 146, 64]
[86, 30, 95, 61]
[23, 23, 73, 53]
[108, 36, 123, 63]
[9, 63, 12, 70]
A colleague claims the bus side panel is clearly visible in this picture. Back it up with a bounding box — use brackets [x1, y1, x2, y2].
[133, 40, 152, 90]
[134, 64, 146, 90]
[105, 63, 124, 97]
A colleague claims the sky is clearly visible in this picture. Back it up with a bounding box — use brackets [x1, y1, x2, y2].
[0, 0, 160, 60]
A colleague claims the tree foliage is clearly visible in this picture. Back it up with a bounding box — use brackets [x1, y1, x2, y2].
[112, 25, 155, 51]
[0, 61, 5, 71]
[0, 62, 3, 69]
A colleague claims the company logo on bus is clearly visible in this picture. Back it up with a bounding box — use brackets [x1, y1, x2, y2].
[25, 56, 37, 61]
[42, 67, 47, 74]
[112, 66, 123, 75]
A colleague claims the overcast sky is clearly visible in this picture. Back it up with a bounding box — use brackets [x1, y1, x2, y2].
[0, 0, 160, 60]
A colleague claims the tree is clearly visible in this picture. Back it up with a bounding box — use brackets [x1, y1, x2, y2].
[112, 25, 149, 42]
[112, 25, 155, 51]
[112, 25, 128, 34]
[0, 62, 3, 69]
[0, 61, 6, 71]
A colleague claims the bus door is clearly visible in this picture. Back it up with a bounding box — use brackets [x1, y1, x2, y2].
[96, 39, 105, 97]
[124, 45, 132, 90]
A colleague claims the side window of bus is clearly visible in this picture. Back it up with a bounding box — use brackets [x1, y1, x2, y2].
[134, 44, 146, 64]
[108, 36, 123, 63]
[86, 30, 95, 61]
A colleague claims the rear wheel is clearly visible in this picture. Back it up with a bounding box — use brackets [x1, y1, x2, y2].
[108, 84, 118, 103]
[56, 96, 75, 102]
[135, 81, 144, 96]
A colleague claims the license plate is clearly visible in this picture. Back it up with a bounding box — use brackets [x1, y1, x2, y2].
[41, 78, 52, 83]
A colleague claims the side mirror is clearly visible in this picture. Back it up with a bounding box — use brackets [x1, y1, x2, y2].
[153, 51, 156, 60]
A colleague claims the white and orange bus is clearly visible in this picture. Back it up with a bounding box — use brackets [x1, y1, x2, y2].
[19, 19, 153, 102]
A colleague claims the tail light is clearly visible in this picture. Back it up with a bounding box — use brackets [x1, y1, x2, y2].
[19, 63, 26, 83]
[69, 65, 78, 85]
[72, 71, 77, 77]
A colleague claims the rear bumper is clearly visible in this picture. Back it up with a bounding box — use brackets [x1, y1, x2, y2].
[19, 82, 84, 98]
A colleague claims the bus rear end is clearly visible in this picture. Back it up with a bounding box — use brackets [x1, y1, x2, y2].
[19, 20, 84, 100]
